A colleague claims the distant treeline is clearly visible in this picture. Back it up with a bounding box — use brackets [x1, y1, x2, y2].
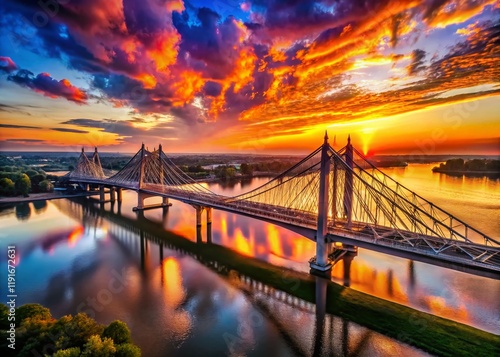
[432, 158, 500, 174]
[0, 164, 58, 197]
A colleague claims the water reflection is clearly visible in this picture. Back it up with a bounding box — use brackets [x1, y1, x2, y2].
[33, 200, 48, 214]
[15, 202, 31, 221]
[4, 197, 433, 356]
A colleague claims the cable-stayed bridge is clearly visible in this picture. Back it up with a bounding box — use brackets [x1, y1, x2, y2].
[63, 134, 500, 278]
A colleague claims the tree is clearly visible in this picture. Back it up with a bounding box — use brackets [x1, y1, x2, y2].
[52, 313, 104, 350]
[102, 321, 132, 345]
[240, 163, 254, 176]
[0, 177, 15, 196]
[39, 179, 54, 192]
[53, 347, 81, 357]
[215, 165, 236, 180]
[81, 335, 116, 357]
[16, 303, 52, 323]
[25, 169, 39, 178]
[30, 173, 47, 192]
[0, 303, 9, 329]
[15, 173, 31, 197]
[3, 303, 141, 357]
[115, 343, 141, 357]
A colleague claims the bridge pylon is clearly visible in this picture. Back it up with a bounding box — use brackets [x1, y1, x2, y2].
[310, 131, 333, 274]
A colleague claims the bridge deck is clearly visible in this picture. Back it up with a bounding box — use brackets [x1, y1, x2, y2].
[66, 180, 500, 278]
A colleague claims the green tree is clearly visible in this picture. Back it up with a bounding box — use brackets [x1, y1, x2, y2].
[116, 343, 141, 357]
[102, 320, 132, 345]
[39, 179, 54, 192]
[215, 166, 236, 180]
[16, 303, 52, 322]
[0, 177, 15, 196]
[0, 303, 9, 329]
[240, 163, 254, 176]
[15, 173, 31, 197]
[81, 335, 116, 357]
[53, 347, 81, 357]
[52, 313, 104, 350]
[25, 169, 39, 178]
[30, 173, 47, 192]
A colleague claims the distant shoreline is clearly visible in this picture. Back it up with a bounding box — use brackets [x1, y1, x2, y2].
[0, 191, 100, 204]
[432, 168, 500, 175]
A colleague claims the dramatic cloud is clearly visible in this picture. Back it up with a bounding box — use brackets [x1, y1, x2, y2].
[0, 57, 18, 73]
[7, 70, 88, 103]
[1, 0, 499, 148]
[408, 49, 427, 75]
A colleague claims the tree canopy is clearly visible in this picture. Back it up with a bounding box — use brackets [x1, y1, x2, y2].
[0, 303, 141, 357]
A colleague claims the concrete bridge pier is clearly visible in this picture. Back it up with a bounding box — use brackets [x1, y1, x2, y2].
[342, 252, 356, 287]
[109, 187, 116, 202]
[206, 207, 212, 244]
[195, 206, 204, 227]
[99, 185, 105, 203]
[116, 188, 123, 202]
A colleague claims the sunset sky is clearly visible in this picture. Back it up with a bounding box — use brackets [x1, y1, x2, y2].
[0, 0, 499, 155]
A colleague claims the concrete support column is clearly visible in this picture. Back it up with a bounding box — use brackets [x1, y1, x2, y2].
[207, 223, 212, 244]
[206, 207, 212, 224]
[137, 191, 145, 210]
[342, 253, 355, 287]
[195, 206, 204, 227]
[99, 185, 105, 203]
[110, 187, 116, 202]
[196, 225, 203, 244]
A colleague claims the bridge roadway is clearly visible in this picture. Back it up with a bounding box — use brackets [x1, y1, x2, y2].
[74, 179, 500, 279]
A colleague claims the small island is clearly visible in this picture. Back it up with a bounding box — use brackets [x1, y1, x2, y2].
[432, 158, 500, 176]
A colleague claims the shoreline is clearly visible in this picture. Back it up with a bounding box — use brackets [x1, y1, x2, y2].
[432, 169, 500, 175]
[0, 191, 100, 204]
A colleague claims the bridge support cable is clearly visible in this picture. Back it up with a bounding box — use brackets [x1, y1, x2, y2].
[325, 145, 500, 266]
[348, 146, 498, 247]
[63, 147, 106, 181]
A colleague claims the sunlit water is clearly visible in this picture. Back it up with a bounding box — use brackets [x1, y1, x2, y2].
[0, 164, 498, 356]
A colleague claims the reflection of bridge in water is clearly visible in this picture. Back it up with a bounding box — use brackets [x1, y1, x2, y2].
[63, 133, 500, 279]
[57, 198, 388, 356]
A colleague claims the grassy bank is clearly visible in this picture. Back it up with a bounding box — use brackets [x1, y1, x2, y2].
[89, 200, 500, 357]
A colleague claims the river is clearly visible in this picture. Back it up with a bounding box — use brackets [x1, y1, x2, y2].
[0, 163, 498, 356]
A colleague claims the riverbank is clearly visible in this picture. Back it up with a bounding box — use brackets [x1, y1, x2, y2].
[0, 191, 100, 204]
[83, 200, 499, 357]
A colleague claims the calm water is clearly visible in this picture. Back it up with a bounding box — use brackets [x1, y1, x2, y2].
[0, 163, 498, 356]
